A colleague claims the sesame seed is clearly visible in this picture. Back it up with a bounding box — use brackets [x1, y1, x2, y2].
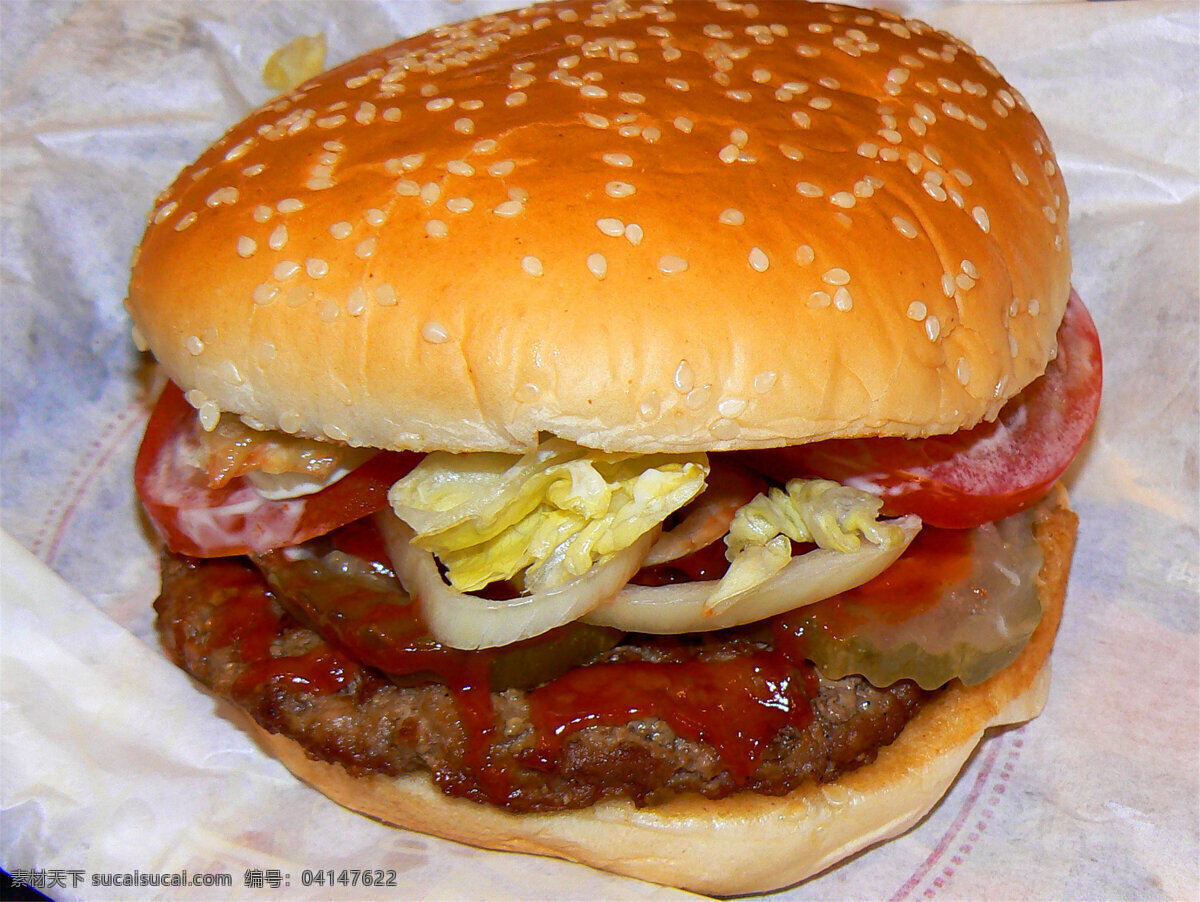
[685, 384, 712, 409]
[472, 139, 499, 155]
[795, 244, 815, 265]
[420, 182, 442, 205]
[1012, 162, 1029, 185]
[506, 91, 528, 107]
[521, 255, 544, 277]
[580, 85, 608, 99]
[268, 225, 288, 250]
[658, 255, 688, 274]
[956, 357, 971, 385]
[306, 258, 329, 279]
[796, 181, 823, 198]
[453, 117, 474, 135]
[748, 371, 776, 397]
[673, 116, 694, 133]
[382, 107, 402, 122]
[823, 267, 851, 286]
[666, 77, 689, 91]
[748, 247, 769, 272]
[400, 153, 425, 171]
[941, 273, 956, 297]
[186, 335, 204, 356]
[597, 217, 624, 236]
[236, 236, 257, 258]
[1029, 298, 1041, 316]
[274, 260, 300, 280]
[152, 201, 178, 224]
[355, 237, 377, 258]
[619, 91, 646, 104]
[807, 290, 831, 309]
[586, 252, 608, 279]
[674, 360, 695, 393]
[375, 283, 397, 306]
[252, 283, 277, 305]
[279, 411, 302, 434]
[174, 212, 196, 232]
[830, 191, 856, 208]
[718, 143, 740, 164]
[606, 181, 636, 198]
[603, 153, 634, 168]
[488, 160, 516, 177]
[925, 315, 941, 341]
[907, 300, 927, 320]
[197, 401, 221, 432]
[642, 126, 662, 143]
[581, 112, 608, 128]
[493, 200, 523, 217]
[446, 197, 474, 214]
[426, 97, 454, 112]
[961, 259, 979, 279]
[277, 198, 303, 214]
[426, 220, 448, 238]
[446, 159, 475, 176]
[624, 223, 644, 245]
[396, 179, 420, 196]
[891, 216, 918, 238]
[956, 273, 975, 291]
[719, 208, 745, 226]
[1043, 205, 1057, 224]
[791, 110, 812, 128]
[347, 287, 368, 315]
[808, 96, 832, 110]
[422, 321, 450, 343]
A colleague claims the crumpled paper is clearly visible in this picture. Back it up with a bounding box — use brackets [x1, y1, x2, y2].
[2, 1, 1196, 899]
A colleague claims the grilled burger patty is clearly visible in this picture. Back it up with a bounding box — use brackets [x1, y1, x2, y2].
[155, 552, 928, 812]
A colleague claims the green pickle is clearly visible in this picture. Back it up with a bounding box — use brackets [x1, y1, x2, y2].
[254, 549, 622, 691]
[779, 511, 1044, 690]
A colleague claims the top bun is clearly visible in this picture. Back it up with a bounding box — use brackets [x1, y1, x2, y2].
[127, 0, 1070, 454]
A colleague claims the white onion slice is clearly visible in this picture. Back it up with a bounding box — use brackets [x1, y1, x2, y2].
[376, 510, 659, 650]
[584, 515, 921, 634]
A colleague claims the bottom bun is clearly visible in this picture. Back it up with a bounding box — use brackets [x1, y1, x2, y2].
[251, 487, 1077, 896]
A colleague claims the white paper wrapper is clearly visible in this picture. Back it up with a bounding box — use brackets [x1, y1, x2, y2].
[2, 2, 1197, 899]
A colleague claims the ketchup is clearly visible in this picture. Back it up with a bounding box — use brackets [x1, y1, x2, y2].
[526, 652, 815, 783]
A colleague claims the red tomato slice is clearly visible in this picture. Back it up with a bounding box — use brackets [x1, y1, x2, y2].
[135, 382, 422, 557]
[737, 290, 1102, 529]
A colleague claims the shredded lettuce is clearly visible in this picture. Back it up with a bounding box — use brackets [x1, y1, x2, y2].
[387, 439, 708, 593]
[709, 478, 908, 611]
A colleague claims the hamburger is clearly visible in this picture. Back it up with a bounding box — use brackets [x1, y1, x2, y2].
[125, 0, 1102, 894]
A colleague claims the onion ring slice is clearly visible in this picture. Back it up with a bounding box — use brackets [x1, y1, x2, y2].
[585, 515, 921, 634]
[377, 510, 658, 650]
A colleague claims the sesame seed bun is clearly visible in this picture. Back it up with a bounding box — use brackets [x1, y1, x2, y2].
[126, 0, 1070, 454]
[246, 486, 1075, 895]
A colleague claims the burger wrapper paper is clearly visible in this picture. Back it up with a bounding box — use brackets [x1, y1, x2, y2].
[2, 1, 1196, 899]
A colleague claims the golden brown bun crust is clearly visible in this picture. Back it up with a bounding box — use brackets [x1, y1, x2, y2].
[248, 487, 1076, 895]
[128, 1, 1070, 453]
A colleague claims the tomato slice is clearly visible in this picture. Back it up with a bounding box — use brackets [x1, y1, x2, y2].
[135, 382, 422, 556]
[737, 291, 1102, 528]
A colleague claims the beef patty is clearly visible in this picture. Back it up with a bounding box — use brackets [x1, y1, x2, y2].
[155, 551, 928, 812]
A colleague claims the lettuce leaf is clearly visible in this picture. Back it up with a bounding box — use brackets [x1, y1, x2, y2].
[709, 478, 909, 611]
[388, 439, 708, 592]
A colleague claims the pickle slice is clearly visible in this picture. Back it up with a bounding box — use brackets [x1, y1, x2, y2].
[253, 549, 622, 691]
[777, 511, 1044, 690]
